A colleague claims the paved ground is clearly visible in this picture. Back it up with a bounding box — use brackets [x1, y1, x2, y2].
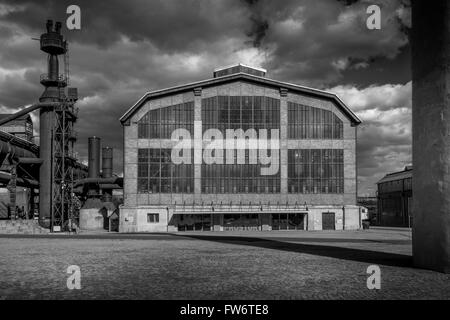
[0, 227, 449, 299]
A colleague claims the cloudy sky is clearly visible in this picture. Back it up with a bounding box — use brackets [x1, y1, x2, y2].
[0, 0, 411, 196]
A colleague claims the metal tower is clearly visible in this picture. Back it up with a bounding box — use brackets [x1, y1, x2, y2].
[39, 20, 78, 231]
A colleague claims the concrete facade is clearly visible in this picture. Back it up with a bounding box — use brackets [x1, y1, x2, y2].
[411, 0, 450, 273]
[120, 71, 362, 232]
[119, 205, 363, 233]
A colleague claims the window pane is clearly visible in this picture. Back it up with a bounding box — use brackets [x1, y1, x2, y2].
[288, 149, 344, 194]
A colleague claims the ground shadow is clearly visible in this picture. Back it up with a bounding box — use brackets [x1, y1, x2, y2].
[172, 233, 413, 268]
[0, 232, 412, 268]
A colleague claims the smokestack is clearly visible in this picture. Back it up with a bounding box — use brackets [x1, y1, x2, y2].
[48, 55, 59, 81]
[46, 20, 53, 33]
[102, 147, 113, 202]
[88, 137, 101, 179]
[55, 21, 62, 34]
[102, 147, 113, 178]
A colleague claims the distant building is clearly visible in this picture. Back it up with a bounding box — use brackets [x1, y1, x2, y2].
[0, 188, 31, 219]
[357, 196, 377, 224]
[0, 114, 34, 218]
[0, 114, 34, 143]
[376, 166, 412, 227]
[119, 64, 365, 232]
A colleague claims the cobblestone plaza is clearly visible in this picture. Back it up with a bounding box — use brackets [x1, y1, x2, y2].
[1, 228, 449, 299]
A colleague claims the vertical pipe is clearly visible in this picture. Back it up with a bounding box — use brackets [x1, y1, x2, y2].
[102, 147, 113, 178]
[88, 137, 101, 178]
[48, 55, 58, 81]
[87, 136, 101, 198]
[30, 188, 35, 220]
[102, 146, 113, 202]
[38, 108, 53, 228]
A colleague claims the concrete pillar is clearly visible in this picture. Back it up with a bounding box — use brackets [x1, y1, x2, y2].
[279, 88, 288, 194]
[193, 88, 202, 197]
[411, 0, 450, 273]
[212, 214, 222, 231]
[261, 212, 271, 231]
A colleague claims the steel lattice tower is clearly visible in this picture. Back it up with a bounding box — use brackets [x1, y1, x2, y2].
[39, 20, 78, 231]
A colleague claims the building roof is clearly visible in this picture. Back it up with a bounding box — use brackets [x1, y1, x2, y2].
[377, 166, 413, 184]
[119, 72, 362, 125]
[214, 63, 267, 74]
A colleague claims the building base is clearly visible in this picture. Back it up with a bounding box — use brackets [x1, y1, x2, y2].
[119, 205, 363, 232]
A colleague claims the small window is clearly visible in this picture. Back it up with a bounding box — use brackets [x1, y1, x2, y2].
[147, 213, 159, 223]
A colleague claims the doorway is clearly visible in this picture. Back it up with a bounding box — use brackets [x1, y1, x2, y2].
[322, 212, 336, 230]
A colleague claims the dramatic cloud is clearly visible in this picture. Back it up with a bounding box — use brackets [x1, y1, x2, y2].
[330, 82, 412, 195]
[0, 0, 411, 195]
[245, 0, 411, 86]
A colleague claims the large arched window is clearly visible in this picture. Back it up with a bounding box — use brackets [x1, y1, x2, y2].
[288, 102, 343, 139]
[138, 101, 194, 139]
[200, 96, 281, 194]
[201, 96, 280, 133]
[137, 148, 194, 194]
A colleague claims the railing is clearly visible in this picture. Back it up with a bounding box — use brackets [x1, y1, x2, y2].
[40, 35, 65, 48]
[173, 202, 309, 213]
[40, 74, 67, 83]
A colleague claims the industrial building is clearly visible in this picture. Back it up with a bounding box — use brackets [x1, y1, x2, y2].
[377, 166, 412, 227]
[0, 114, 35, 219]
[119, 64, 364, 232]
[0, 114, 34, 143]
[357, 196, 377, 224]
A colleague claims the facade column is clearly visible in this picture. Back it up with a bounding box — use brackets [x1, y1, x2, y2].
[411, 0, 450, 273]
[279, 88, 288, 194]
[193, 87, 202, 197]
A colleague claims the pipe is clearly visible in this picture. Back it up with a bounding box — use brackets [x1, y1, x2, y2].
[39, 104, 53, 228]
[102, 146, 113, 202]
[0, 140, 37, 160]
[99, 183, 122, 190]
[74, 177, 123, 187]
[0, 171, 39, 188]
[48, 55, 58, 81]
[73, 183, 122, 194]
[88, 137, 101, 178]
[0, 102, 60, 127]
[18, 157, 43, 164]
[0, 131, 39, 155]
[102, 147, 113, 178]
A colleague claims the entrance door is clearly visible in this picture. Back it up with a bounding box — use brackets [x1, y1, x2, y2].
[322, 212, 335, 230]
